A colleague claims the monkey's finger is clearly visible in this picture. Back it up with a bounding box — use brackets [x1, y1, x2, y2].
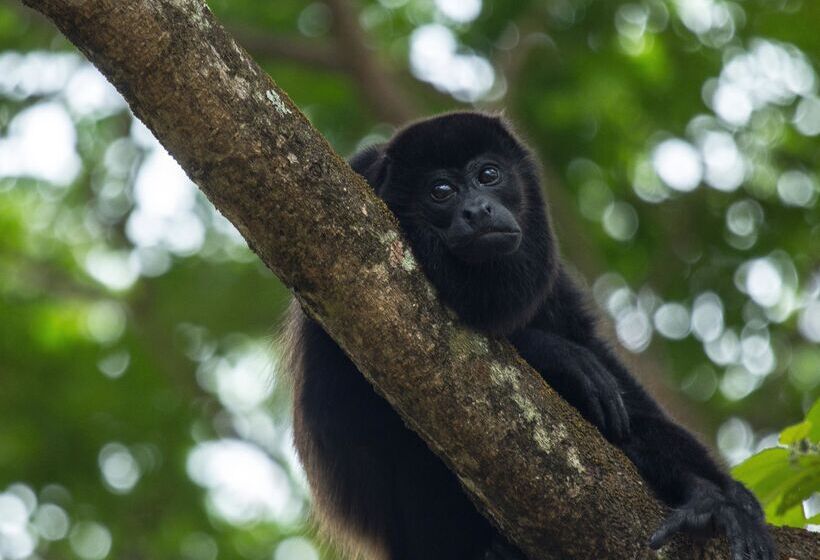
[740, 526, 760, 560]
[764, 533, 777, 560]
[746, 521, 775, 560]
[587, 395, 607, 435]
[618, 392, 631, 433]
[649, 510, 687, 549]
[683, 510, 713, 534]
[588, 362, 630, 439]
[617, 399, 631, 439]
[758, 519, 777, 560]
[603, 393, 629, 441]
[749, 537, 769, 560]
[762, 537, 777, 560]
[740, 527, 758, 560]
[720, 512, 748, 560]
[601, 396, 622, 441]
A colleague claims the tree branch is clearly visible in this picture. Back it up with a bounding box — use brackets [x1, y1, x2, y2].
[20, 1, 819, 558]
[229, 0, 418, 126]
[325, 0, 417, 125]
[229, 23, 341, 71]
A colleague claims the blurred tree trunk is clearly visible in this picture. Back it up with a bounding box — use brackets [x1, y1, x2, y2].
[22, 1, 819, 559]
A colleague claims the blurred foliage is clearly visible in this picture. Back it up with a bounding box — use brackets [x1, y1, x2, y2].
[0, 0, 817, 559]
[734, 400, 820, 527]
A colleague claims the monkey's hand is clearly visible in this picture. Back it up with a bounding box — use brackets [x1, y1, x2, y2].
[649, 478, 775, 560]
[565, 348, 630, 442]
[510, 330, 630, 442]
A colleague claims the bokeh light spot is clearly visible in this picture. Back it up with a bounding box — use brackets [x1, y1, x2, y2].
[69, 521, 112, 560]
[777, 170, 817, 207]
[187, 440, 292, 525]
[602, 201, 639, 241]
[435, 0, 482, 24]
[0, 102, 81, 186]
[275, 537, 320, 560]
[691, 293, 724, 342]
[794, 96, 820, 136]
[33, 504, 70, 541]
[99, 443, 141, 494]
[409, 24, 494, 102]
[652, 139, 702, 192]
[717, 417, 754, 465]
[653, 303, 690, 340]
[744, 258, 783, 308]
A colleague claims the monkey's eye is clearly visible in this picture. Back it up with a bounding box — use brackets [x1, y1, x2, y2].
[430, 182, 456, 201]
[478, 165, 501, 185]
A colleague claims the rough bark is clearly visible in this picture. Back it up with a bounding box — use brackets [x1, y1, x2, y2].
[21, 1, 819, 559]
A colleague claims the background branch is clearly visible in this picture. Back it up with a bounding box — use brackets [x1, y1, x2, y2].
[325, 0, 417, 125]
[229, 0, 417, 126]
[230, 23, 340, 71]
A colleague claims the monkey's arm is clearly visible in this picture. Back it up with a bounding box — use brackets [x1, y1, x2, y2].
[509, 328, 630, 442]
[590, 344, 775, 560]
[512, 326, 772, 559]
[622, 403, 773, 559]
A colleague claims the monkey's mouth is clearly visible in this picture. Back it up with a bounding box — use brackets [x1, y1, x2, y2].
[476, 229, 521, 241]
[450, 228, 522, 263]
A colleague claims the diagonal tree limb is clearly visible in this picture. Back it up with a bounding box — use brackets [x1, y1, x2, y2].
[19, 1, 819, 559]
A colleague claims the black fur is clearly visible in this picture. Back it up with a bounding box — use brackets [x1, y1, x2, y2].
[283, 112, 774, 560]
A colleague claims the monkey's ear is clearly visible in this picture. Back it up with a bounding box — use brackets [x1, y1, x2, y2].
[349, 145, 391, 196]
[369, 154, 392, 197]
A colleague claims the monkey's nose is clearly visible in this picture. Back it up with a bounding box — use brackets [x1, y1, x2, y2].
[461, 198, 493, 225]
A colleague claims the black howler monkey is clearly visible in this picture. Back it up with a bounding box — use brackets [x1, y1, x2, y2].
[283, 112, 774, 560]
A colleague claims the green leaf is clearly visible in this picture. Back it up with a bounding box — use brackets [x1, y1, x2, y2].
[768, 502, 807, 528]
[806, 399, 820, 443]
[778, 399, 820, 445]
[780, 421, 811, 445]
[732, 448, 790, 488]
[775, 464, 820, 515]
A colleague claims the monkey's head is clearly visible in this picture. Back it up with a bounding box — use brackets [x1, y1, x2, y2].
[360, 112, 558, 334]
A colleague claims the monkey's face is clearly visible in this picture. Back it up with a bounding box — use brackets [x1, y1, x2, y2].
[373, 112, 555, 332]
[381, 113, 535, 265]
[418, 157, 524, 263]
